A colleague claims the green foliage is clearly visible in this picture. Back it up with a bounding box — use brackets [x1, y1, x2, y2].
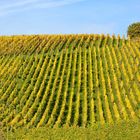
[0, 34, 140, 131]
[127, 22, 140, 39]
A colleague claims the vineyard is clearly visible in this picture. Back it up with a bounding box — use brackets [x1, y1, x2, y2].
[0, 34, 140, 130]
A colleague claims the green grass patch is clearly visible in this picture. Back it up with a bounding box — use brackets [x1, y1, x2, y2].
[5, 120, 140, 140]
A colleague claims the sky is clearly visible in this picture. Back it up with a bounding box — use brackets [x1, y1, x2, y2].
[0, 0, 139, 36]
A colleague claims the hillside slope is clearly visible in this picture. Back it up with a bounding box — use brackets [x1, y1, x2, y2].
[0, 34, 140, 129]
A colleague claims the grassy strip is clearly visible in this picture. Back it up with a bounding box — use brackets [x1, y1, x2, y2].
[4, 120, 140, 140]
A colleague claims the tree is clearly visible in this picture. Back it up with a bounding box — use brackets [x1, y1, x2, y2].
[127, 22, 140, 39]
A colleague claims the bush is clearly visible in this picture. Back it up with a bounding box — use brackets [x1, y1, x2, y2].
[127, 22, 140, 39]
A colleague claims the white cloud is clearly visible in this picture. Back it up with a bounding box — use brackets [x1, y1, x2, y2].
[0, 0, 38, 9]
[0, 0, 85, 16]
